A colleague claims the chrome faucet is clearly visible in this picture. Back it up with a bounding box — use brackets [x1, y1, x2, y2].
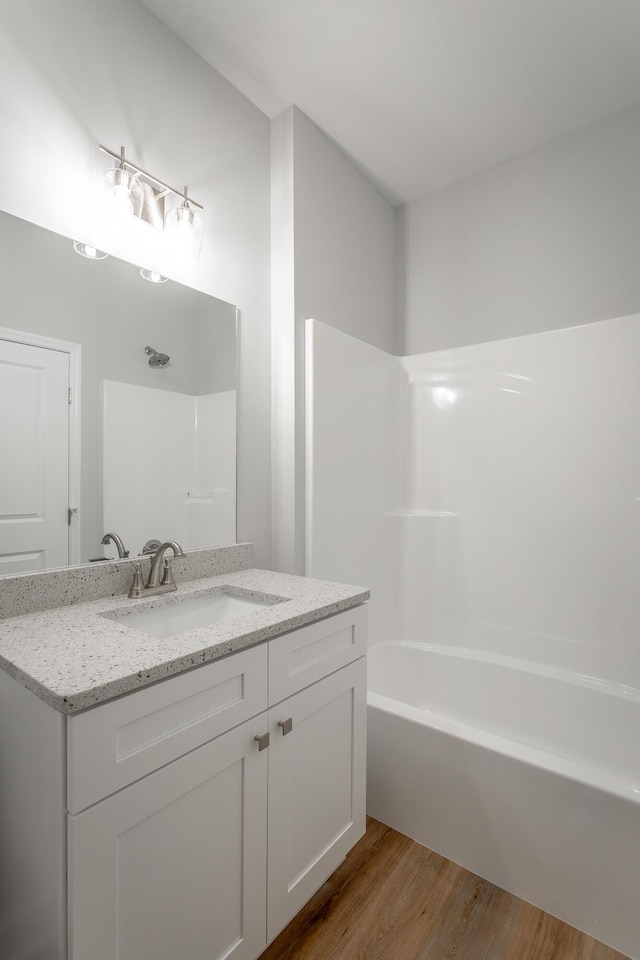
[128, 540, 185, 599]
[101, 532, 129, 559]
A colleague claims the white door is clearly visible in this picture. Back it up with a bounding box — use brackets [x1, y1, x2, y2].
[0, 339, 70, 574]
[267, 658, 367, 942]
[68, 715, 268, 960]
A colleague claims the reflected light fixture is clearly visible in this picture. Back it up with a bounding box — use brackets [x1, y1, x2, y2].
[73, 240, 108, 260]
[140, 268, 168, 283]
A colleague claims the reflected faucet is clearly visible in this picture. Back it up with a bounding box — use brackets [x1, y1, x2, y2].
[101, 532, 129, 559]
[128, 540, 185, 599]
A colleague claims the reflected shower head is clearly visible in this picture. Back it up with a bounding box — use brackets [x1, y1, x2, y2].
[145, 346, 170, 367]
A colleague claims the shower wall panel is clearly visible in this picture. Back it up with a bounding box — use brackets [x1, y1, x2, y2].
[305, 320, 406, 646]
[401, 313, 640, 684]
[306, 313, 640, 685]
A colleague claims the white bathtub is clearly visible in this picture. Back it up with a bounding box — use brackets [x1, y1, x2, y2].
[367, 640, 640, 959]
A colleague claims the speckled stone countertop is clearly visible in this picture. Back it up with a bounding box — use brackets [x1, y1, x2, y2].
[0, 567, 369, 714]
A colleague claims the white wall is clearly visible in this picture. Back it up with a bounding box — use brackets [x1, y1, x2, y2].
[402, 103, 640, 353]
[271, 106, 399, 573]
[0, 0, 271, 565]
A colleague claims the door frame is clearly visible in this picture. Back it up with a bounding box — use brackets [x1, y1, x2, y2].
[0, 326, 82, 566]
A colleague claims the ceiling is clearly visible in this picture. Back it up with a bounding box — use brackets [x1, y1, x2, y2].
[141, 0, 640, 205]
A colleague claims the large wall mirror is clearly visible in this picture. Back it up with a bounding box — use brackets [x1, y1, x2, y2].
[0, 210, 237, 577]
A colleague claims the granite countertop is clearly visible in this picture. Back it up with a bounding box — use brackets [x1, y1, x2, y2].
[0, 568, 369, 714]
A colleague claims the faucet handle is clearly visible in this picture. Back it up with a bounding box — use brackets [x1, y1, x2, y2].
[160, 558, 176, 588]
[141, 539, 162, 556]
[128, 562, 145, 599]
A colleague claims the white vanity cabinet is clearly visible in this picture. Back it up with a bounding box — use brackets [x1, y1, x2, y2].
[66, 604, 367, 960]
[265, 614, 367, 942]
[66, 644, 270, 960]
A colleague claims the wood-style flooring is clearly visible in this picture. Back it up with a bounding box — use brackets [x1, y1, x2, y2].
[259, 817, 628, 960]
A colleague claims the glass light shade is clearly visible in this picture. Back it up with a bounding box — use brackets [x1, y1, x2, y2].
[73, 240, 108, 260]
[140, 268, 168, 283]
[164, 202, 204, 263]
[101, 166, 144, 220]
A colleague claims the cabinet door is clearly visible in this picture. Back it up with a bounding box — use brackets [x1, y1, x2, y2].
[267, 657, 367, 942]
[68, 715, 268, 960]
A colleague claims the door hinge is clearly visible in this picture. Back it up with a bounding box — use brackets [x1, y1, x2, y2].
[68, 387, 72, 405]
[68, 507, 78, 525]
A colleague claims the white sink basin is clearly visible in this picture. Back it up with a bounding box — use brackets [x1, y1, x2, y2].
[106, 591, 277, 640]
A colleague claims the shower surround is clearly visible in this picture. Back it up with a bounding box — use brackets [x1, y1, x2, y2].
[102, 381, 236, 557]
[305, 315, 640, 959]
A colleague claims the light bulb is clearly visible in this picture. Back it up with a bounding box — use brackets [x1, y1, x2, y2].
[140, 268, 168, 283]
[73, 240, 108, 260]
[165, 200, 204, 263]
[101, 165, 143, 224]
[112, 183, 134, 216]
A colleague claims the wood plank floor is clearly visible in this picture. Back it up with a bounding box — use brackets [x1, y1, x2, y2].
[259, 818, 628, 960]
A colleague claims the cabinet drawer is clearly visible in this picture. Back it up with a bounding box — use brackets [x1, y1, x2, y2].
[268, 605, 367, 705]
[67, 644, 267, 813]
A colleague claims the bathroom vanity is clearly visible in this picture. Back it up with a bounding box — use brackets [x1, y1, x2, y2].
[0, 546, 368, 960]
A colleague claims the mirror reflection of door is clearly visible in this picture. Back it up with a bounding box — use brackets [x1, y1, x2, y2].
[0, 333, 79, 575]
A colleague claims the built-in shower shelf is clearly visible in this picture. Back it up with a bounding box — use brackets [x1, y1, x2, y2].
[184, 488, 230, 502]
[384, 510, 459, 518]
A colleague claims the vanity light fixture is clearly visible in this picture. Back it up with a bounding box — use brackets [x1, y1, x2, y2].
[73, 241, 108, 260]
[99, 144, 204, 262]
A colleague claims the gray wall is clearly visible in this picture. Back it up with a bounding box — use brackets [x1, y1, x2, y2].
[401, 103, 640, 353]
[291, 108, 400, 356]
[271, 106, 399, 573]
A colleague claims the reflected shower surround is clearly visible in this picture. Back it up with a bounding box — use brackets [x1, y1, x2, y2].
[306, 314, 640, 959]
[102, 381, 236, 559]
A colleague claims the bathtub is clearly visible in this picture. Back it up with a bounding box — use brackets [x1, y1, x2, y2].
[366, 640, 640, 960]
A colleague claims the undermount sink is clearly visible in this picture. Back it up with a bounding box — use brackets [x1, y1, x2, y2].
[105, 591, 278, 640]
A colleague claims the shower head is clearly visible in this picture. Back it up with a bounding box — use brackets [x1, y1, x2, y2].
[144, 346, 170, 367]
